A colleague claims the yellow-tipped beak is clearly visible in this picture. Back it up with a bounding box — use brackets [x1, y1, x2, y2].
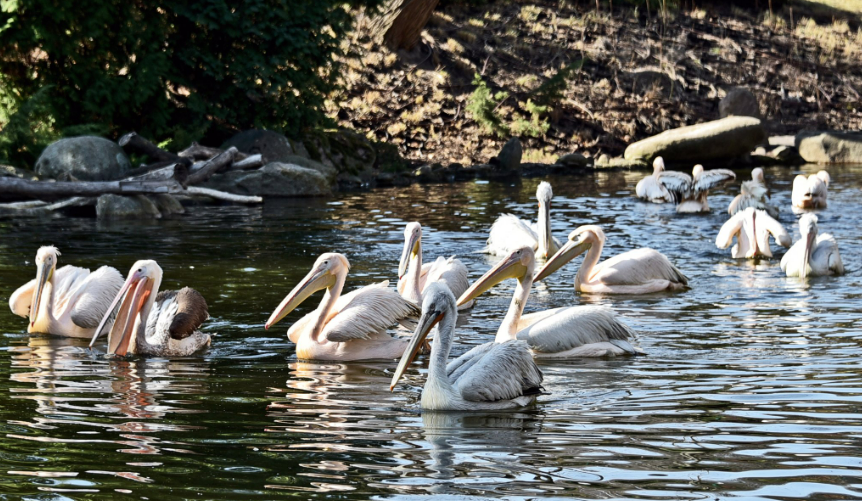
[265, 267, 335, 329]
[29, 261, 53, 327]
[390, 310, 443, 391]
[398, 232, 420, 279]
[534, 238, 591, 282]
[456, 251, 527, 307]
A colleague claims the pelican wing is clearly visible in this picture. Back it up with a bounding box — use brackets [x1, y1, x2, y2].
[813, 234, 844, 275]
[9, 278, 36, 318]
[424, 256, 471, 301]
[656, 170, 692, 202]
[716, 212, 745, 249]
[591, 248, 688, 286]
[446, 341, 496, 381]
[322, 281, 420, 342]
[517, 306, 638, 354]
[636, 176, 673, 203]
[153, 288, 209, 340]
[693, 169, 735, 195]
[69, 266, 124, 329]
[728, 181, 768, 215]
[757, 210, 790, 248]
[454, 340, 543, 402]
[483, 214, 538, 255]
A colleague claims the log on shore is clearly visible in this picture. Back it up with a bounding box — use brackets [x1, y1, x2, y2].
[118, 132, 184, 163]
[0, 178, 185, 198]
[179, 142, 249, 162]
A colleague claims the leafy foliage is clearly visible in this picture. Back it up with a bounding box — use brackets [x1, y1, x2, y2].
[531, 59, 585, 107]
[509, 100, 549, 138]
[466, 74, 510, 137]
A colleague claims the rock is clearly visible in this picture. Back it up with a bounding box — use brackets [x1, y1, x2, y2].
[222, 130, 295, 164]
[96, 194, 161, 219]
[149, 194, 185, 215]
[595, 156, 650, 170]
[769, 145, 803, 164]
[277, 154, 337, 183]
[719, 88, 760, 119]
[493, 137, 522, 172]
[301, 129, 377, 176]
[36, 137, 131, 181]
[556, 152, 590, 168]
[0, 164, 37, 179]
[796, 131, 862, 164]
[768, 135, 795, 147]
[202, 162, 331, 197]
[624, 116, 766, 164]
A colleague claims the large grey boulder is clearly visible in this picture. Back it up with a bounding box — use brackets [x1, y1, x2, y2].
[277, 154, 337, 183]
[493, 137, 522, 172]
[202, 162, 331, 197]
[36, 137, 131, 181]
[96, 194, 161, 219]
[719, 88, 760, 119]
[796, 131, 862, 164]
[222, 130, 299, 164]
[556, 152, 591, 168]
[624, 116, 765, 163]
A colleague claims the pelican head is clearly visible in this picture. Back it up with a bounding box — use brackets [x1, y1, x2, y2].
[399, 222, 423, 279]
[799, 214, 819, 278]
[817, 170, 830, 187]
[90, 260, 163, 355]
[534, 225, 602, 281]
[692, 164, 704, 178]
[653, 156, 665, 173]
[390, 283, 455, 391]
[29, 246, 60, 327]
[457, 246, 534, 307]
[265, 253, 348, 329]
[751, 167, 765, 183]
[536, 182, 553, 206]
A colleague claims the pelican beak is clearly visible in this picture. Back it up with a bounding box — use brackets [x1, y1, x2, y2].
[537, 201, 553, 259]
[398, 231, 420, 279]
[265, 266, 335, 329]
[29, 260, 53, 327]
[801, 231, 815, 279]
[534, 237, 590, 282]
[456, 251, 527, 307]
[89, 271, 153, 355]
[390, 309, 443, 391]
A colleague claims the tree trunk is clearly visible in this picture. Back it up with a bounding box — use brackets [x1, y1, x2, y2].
[368, 0, 440, 51]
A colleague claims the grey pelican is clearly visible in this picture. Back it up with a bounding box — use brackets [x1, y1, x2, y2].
[397, 222, 473, 309]
[458, 246, 642, 357]
[716, 207, 790, 259]
[483, 181, 562, 259]
[635, 157, 675, 203]
[265, 253, 420, 361]
[792, 171, 830, 209]
[728, 168, 777, 217]
[89, 260, 211, 356]
[535, 225, 688, 293]
[9, 246, 123, 338]
[658, 164, 736, 213]
[390, 283, 543, 410]
[780, 214, 844, 277]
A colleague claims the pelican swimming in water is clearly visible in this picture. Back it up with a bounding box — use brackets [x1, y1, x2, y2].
[635, 157, 675, 203]
[716, 207, 790, 259]
[457, 246, 642, 358]
[9, 246, 124, 338]
[534, 225, 688, 294]
[658, 164, 736, 213]
[397, 222, 472, 309]
[728, 168, 777, 217]
[390, 283, 543, 410]
[89, 260, 211, 356]
[780, 214, 844, 277]
[483, 181, 562, 259]
[265, 253, 420, 361]
[792, 170, 830, 209]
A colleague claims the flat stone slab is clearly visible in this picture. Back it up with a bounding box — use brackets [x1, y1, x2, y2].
[796, 130, 862, 164]
[624, 116, 765, 163]
[202, 162, 331, 197]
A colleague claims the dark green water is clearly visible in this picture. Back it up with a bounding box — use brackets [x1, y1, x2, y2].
[0, 165, 860, 500]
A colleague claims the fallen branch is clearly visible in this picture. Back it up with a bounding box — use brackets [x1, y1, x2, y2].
[124, 158, 191, 179]
[185, 147, 239, 186]
[230, 154, 264, 170]
[118, 132, 182, 163]
[0, 177, 184, 198]
[185, 186, 262, 204]
[179, 142, 249, 162]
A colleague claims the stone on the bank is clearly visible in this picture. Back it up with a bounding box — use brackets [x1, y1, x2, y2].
[556, 153, 590, 168]
[796, 131, 862, 164]
[36, 137, 131, 181]
[277, 154, 337, 183]
[493, 137, 522, 171]
[769, 145, 803, 164]
[0, 164, 37, 179]
[202, 162, 331, 197]
[624, 116, 765, 163]
[150, 194, 185, 215]
[595, 156, 649, 169]
[96, 194, 161, 219]
[222, 130, 297, 164]
[719, 88, 760, 119]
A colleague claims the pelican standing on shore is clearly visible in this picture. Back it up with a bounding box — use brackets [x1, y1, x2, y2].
[635, 157, 675, 203]
[89, 260, 211, 356]
[792, 171, 830, 209]
[397, 222, 472, 309]
[265, 253, 420, 361]
[728, 168, 777, 217]
[716, 207, 790, 258]
[390, 283, 543, 410]
[483, 181, 561, 259]
[534, 225, 688, 294]
[659, 164, 736, 213]
[9, 246, 123, 338]
[458, 246, 642, 357]
[780, 214, 844, 277]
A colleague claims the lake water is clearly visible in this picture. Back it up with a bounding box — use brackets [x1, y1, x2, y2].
[0, 165, 860, 500]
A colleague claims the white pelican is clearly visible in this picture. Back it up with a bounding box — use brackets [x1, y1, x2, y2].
[396, 222, 473, 309]
[89, 260, 211, 356]
[534, 225, 688, 294]
[265, 253, 420, 361]
[635, 157, 675, 203]
[457, 246, 643, 358]
[658, 164, 736, 213]
[9, 246, 124, 338]
[780, 214, 844, 277]
[792, 170, 830, 209]
[483, 181, 562, 259]
[390, 283, 543, 410]
[728, 168, 777, 217]
[715, 207, 790, 259]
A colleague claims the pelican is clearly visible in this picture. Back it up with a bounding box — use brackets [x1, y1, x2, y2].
[728, 168, 777, 217]
[658, 164, 736, 213]
[265, 253, 420, 361]
[397, 222, 473, 309]
[635, 157, 675, 203]
[9, 246, 124, 338]
[716, 207, 790, 259]
[792, 170, 830, 209]
[457, 246, 643, 358]
[390, 283, 543, 410]
[89, 260, 211, 356]
[534, 225, 688, 294]
[483, 181, 562, 259]
[780, 214, 844, 277]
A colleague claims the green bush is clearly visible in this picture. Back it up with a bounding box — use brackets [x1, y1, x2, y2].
[466, 73, 509, 137]
[0, 0, 375, 167]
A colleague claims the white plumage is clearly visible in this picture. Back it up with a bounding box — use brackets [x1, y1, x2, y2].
[483, 181, 562, 259]
[792, 170, 830, 209]
[716, 207, 790, 259]
[728, 168, 777, 217]
[635, 157, 675, 203]
[656, 164, 736, 213]
[780, 214, 844, 277]
[396, 222, 472, 309]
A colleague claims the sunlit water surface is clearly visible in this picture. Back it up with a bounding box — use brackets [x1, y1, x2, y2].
[0, 165, 861, 500]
